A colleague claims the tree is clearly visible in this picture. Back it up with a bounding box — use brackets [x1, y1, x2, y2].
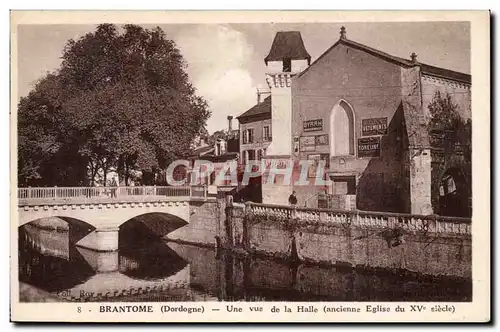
[427, 91, 472, 217]
[428, 90, 471, 162]
[18, 24, 210, 186]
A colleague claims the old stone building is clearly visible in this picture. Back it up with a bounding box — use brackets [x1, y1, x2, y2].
[257, 27, 471, 216]
[236, 93, 272, 164]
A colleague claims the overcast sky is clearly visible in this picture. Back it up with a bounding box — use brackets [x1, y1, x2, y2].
[17, 22, 470, 133]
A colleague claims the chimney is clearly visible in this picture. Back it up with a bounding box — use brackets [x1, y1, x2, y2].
[257, 89, 261, 104]
[227, 115, 233, 132]
[340, 26, 347, 39]
[410, 52, 418, 64]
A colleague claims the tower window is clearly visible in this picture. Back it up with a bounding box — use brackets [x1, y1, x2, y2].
[283, 58, 292, 72]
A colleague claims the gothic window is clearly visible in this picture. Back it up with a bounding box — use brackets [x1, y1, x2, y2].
[331, 101, 355, 156]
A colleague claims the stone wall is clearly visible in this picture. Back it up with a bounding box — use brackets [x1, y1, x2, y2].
[294, 221, 471, 278]
[164, 200, 221, 247]
[225, 203, 471, 279]
[421, 75, 471, 121]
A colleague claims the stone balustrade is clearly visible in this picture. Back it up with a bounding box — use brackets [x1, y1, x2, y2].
[17, 186, 208, 206]
[246, 202, 471, 235]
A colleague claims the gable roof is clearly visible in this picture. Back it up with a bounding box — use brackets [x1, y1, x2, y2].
[419, 63, 471, 84]
[265, 31, 311, 65]
[298, 37, 471, 84]
[236, 96, 271, 122]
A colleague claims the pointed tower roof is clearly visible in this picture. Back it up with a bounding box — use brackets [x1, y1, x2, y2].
[264, 31, 311, 65]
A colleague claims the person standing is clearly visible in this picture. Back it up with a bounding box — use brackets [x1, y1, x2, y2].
[287, 191, 298, 219]
[110, 178, 117, 198]
[288, 191, 298, 206]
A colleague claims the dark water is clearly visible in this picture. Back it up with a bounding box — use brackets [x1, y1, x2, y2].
[19, 220, 472, 302]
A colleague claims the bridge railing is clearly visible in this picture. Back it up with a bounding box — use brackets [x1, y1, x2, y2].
[246, 202, 471, 235]
[17, 186, 198, 200]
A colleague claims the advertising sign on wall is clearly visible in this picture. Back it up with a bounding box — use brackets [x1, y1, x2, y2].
[300, 136, 316, 152]
[358, 136, 381, 157]
[303, 119, 323, 132]
[315, 134, 329, 146]
[362, 117, 388, 136]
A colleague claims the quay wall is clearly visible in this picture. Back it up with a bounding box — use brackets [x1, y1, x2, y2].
[164, 199, 221, 247]
[222, 202, 471, 279]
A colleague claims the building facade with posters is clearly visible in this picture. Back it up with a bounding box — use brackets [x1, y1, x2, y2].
[259, 27, 471, 216]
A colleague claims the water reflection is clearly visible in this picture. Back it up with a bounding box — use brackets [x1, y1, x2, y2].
[19, 220, 472, 302]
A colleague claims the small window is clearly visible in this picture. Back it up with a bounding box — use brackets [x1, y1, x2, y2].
[257, 149, 262, 161]
[246, 129, 254, 143]
[247, 149, 256, 161]
[263, 126, 271, 141]
[242, 130, 248, 144]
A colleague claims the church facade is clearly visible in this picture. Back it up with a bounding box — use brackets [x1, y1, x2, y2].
[241, 27, 471, 216]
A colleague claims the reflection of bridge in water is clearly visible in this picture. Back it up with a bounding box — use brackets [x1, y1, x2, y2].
[19, 223, 472, 302]
[20, 224, 193, 301]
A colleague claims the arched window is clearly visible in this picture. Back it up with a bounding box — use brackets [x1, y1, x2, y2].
[330, 100, 355, 156]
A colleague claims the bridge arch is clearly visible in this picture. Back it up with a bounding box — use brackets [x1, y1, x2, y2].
[119, 212, 189, 244]
[18, 200, 191, 229]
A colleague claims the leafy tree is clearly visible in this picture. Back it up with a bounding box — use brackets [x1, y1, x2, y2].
[427, 90, 472, 216]
[18, 24, 210, 186]
[428, 90, 471, 162]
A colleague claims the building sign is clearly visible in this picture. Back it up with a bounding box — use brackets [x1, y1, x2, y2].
[300, 136, 316, 152]
[358, 137, 381, 157]
[303, 119, 323, 132]
[362, 117, 388, 136]
[315, 134, 329, 146]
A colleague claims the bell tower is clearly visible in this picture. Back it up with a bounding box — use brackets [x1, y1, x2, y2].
[264, 31, 311, 157]
[261, 31, 311, 205]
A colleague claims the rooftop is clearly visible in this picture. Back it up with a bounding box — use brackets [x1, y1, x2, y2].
[236, 95, 272, 122]
[298, 30, 471, 84]
[264, 31, 311, 65]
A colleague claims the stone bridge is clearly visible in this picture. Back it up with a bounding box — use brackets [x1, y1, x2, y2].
[16, 186, 216, 252]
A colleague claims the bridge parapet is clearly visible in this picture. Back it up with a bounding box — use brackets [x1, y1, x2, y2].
[17, 186, 208, 206]
[246, 202, 471, 236]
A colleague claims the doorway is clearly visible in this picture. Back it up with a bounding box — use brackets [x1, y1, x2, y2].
[326, 175, 357, 210]
[439, 168, 471, 217]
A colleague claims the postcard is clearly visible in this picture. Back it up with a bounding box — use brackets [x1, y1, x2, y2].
[10, 10, 490, 323]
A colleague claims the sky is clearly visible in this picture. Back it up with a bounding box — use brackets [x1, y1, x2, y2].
[17, 22, 470, 133]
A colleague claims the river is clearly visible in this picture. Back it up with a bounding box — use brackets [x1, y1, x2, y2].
[18, 220, 472, 302]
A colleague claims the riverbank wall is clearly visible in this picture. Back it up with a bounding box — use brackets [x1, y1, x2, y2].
[211, 200, 471, 280]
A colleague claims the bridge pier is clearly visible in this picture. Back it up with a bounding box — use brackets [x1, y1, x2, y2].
[76, 227, 119, 252]
[76, 246, 119, 272]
